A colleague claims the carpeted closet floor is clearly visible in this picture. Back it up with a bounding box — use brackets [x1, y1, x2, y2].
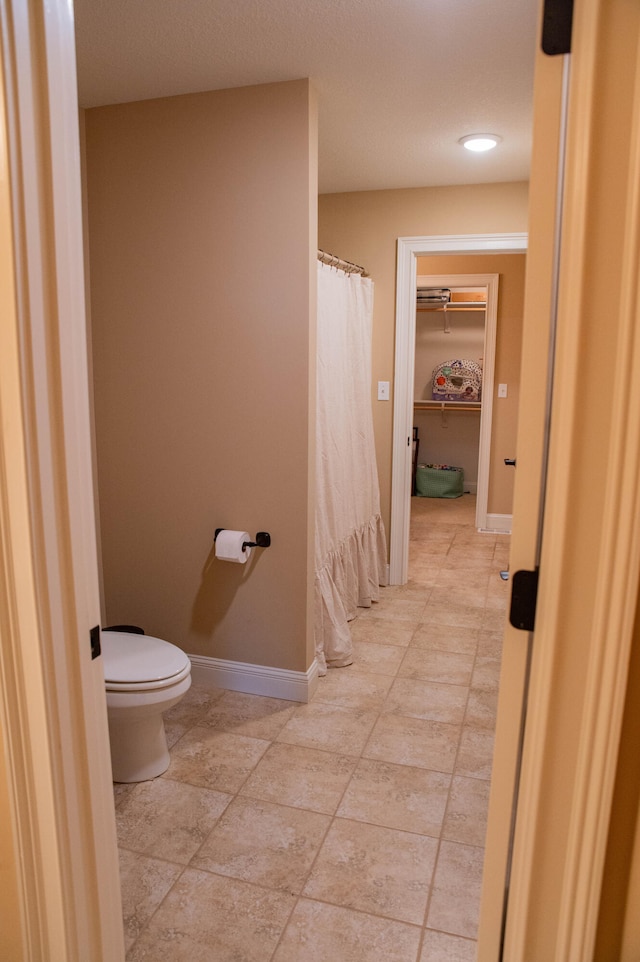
[114, 493, 509, 961]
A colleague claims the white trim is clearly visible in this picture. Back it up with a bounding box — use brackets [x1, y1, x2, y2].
[0, 1, 123, 957]
[390, 233, 527, 584]
[482, 513, 513, 534]
[189, 655, 319, 703]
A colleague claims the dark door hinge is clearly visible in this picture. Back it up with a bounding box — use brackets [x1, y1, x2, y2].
[509, 568, 539, 632]
[90, 624, 101, 659]
[542, 0, 574, 56]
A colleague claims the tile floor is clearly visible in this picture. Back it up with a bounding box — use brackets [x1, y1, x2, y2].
[114, 494, 510, 961]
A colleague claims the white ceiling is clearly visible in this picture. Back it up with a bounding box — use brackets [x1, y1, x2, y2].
[73, 0, 538, 195]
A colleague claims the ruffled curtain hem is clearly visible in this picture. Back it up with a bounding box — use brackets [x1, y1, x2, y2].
[314, 514, 388, 676]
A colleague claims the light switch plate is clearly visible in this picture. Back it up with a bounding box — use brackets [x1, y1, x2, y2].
[498, 383, 508, 398]
[378, 380, 390, 401]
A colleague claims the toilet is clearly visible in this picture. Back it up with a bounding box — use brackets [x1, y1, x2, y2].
[102, 629, 192, 783]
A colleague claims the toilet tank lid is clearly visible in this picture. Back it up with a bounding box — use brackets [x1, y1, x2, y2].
[101, 631, 189, 684]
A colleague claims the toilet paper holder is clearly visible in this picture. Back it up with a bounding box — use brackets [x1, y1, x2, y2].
[214, 529, 271, 552]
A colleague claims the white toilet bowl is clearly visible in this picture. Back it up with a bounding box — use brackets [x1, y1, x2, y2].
[102, 630, 191, 783]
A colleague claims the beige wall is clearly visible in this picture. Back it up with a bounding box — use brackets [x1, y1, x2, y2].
[85, 80, 317, 672]
[318, 182, 529, 536]
[416, 253, 526, 514]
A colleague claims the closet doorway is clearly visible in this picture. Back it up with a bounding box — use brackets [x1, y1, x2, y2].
[389, 234, 528, 586]
[413, 273, 498, 517]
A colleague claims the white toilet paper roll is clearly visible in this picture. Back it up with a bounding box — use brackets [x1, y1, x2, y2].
[215, 530, 252, 564]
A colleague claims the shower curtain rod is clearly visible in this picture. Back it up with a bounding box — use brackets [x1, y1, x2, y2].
[317, 249, 369, 276]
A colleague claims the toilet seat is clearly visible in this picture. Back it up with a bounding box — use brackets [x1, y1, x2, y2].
[102, 631, 191, 692]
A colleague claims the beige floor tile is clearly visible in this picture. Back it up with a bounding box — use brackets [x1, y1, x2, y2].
[409, 555, 450, 576]
[492, 544, 511, 563]
[312, 666, 394, 710]
[118, 493, 509, 958]
[429, 585, 489, 609]
[164, 727, 269, 792]
[426, 840, 485, 939]
[384, 677, 468, 725]
[410, 523, 456, 543]
[113, 781, 136, 809]
[409, 548, 448, 570]
[337, 758, 450, 836]
[471, 655, 502, 692]
[383, 583, 433, 601]
[399, 648, 475, 687]
[118, 849, 182, 952]
[442, 556, 495, 572]
[446, 543, 495, 561]
[481, 608, 507, 632]
[464, 689, 499, 731]
[435, 567, 491, 588]
[412, 500, 474, 523]
[485, 594, 509, 613]
[351, 640, 406, 674]
[455, 728, 496, 780]
[411, 623, 479, 655]
[191, 796, 330, 893]
[420, 602, 486, 631]
[240, 742, 357, 814]
[163, 683, 224, 728]
[358, 597, 427, 623]
[485, 579, 510, 610]
[197, 690, 297, 739]
[126, 868, 295, 962]
[476, 630, 504, 657]
[164, 719, 189, 749]
[350, 616, 417, 647]
[442, 775, 491, 847]
[420, 930, 477, 962]
[303, 817, 438, 924]
[273, 899, 422, 962]
[364, 713, 460, 773]
[409, 536, 454, 552]
[453, 527, 496, 546]
[408, 563, 442, 586]
[116, 778, 231, 863]
[410, 539, 447, 556]
[276, 701, 378, 755]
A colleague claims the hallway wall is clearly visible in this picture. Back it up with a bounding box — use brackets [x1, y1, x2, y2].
[85, 80, 317, 672]
[318, 182, 529, 537]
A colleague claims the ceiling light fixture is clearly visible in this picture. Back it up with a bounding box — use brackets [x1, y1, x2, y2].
[459, 134, 501, 152]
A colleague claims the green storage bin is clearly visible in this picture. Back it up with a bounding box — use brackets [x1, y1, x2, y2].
[415, 463, 464, 499]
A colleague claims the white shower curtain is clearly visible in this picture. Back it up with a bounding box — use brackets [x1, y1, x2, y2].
[315, 261, 388, 675]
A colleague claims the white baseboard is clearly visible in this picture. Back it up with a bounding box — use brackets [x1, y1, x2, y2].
[188, 654, 319, 704]
[464, 482, 478, 495]
[481, 513, 513, 534]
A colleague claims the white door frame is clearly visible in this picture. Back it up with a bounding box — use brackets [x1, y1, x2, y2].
[0, 0, 123, 957]
[390, 233, 528, 585]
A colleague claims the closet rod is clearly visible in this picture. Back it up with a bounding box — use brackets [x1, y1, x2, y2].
[318, 249, 369, 276]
